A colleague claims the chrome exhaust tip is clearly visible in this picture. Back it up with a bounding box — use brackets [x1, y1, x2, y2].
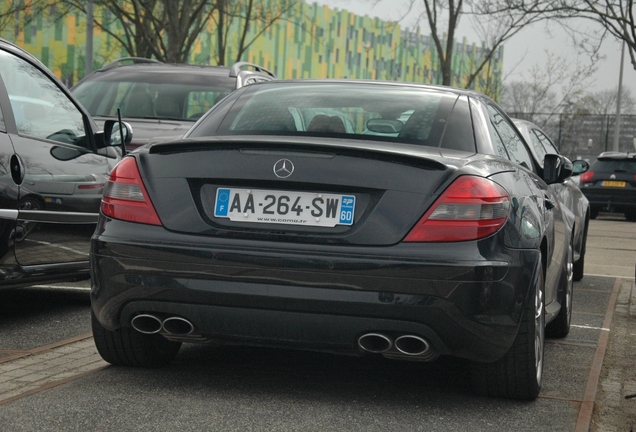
[131, 314, 163, 334]
[358, 333, 393, 353]
[394, 335, 430, 356]
[162, 317, 194, 336]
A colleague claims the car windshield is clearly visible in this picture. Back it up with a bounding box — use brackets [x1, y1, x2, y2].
[593, 159, 636, 172]
[72, 73, 234, 121]
[189, 82, 476, 152]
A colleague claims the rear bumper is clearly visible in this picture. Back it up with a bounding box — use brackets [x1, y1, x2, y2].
[90, 220, 540, 363]
[582, 187, 636, 211]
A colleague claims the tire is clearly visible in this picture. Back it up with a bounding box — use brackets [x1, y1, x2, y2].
[626, 211, 636, 222]
[91, 310, 181, 368]
[573, 218, 588, 282]
[573, 254, 585, 282]
[470, 262, 545, 400]
[546, 241, 573, 338]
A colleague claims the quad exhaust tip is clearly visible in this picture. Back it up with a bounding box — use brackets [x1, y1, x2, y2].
[131, 314, 194, 336]
[358, 333, 393, 353]
[394, 335, 430, 356]
[162, 317, 194, 336]
[131, 314, 163, 334]
[358, 332, 433, 358]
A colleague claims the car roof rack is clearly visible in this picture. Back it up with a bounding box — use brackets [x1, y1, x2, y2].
[229, 61, 276, 78]
[597, 151, 636, 159]
[99, 57, 163, 72]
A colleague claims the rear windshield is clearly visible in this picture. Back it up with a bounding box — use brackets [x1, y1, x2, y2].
[592, 158, 636, 172]
[72, 70, 235, 121]
[189, 82, 476, 152]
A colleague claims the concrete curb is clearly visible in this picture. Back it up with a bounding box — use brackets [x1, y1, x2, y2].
[592, 277, 636, 432]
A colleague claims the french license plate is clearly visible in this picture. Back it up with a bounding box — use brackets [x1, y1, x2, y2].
[601, 181, 626, 187]
[214, 188, 355, 227]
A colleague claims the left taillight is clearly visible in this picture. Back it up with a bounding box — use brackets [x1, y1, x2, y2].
[101, 157, 162, 226]
[403, 175, 510, 242]
[579, 171, 594, 183]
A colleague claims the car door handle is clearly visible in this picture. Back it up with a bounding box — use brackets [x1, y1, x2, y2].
[544, 195, 555, 210]
[10, 154, 25, 185]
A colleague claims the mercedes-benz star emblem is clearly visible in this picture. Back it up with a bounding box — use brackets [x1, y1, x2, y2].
[273, 159, 294, 178]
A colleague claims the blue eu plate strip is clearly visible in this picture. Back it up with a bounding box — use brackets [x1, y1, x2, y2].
[215, 188, 230, 217]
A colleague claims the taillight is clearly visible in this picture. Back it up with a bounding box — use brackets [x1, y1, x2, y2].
[579, 171, 594, 183]
[403, 175, 510, 242]
[78, 183, 105, 190]
[101, 157, 162, 226]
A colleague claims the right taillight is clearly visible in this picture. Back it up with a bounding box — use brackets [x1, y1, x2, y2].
[101, 157, 162, 226]
[403, 175, 510, 242]
[579, 171, 594, 183]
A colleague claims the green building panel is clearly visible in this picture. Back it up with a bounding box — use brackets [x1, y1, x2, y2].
[2, 0, 502, 96]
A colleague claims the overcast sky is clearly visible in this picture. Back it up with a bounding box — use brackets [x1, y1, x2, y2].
[312, 0, 636, 100]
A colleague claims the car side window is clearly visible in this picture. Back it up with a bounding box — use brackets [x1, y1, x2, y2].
[534, 129, 559, 155]
[0, 50, 87, 147]
[483, 106, 508, 158]
[486, 105, 534, 170]
[529, 130, 547, 162]
[0, 99, 5, 132]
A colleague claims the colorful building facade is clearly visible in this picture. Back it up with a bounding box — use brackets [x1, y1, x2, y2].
[1, 1, 503, 96]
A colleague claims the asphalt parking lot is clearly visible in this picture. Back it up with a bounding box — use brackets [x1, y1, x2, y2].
[0, 214, 634, 431]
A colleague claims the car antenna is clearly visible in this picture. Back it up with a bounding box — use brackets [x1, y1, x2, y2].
[117, 108, 127, 156]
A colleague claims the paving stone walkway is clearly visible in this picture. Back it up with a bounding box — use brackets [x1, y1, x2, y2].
[0, 336, 107, 405]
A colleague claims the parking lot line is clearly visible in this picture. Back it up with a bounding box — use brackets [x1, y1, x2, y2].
[574, 277, 621, 432]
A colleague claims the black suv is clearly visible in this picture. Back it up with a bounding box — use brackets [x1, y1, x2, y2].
[71, 58, 275, 150]
[579, 151, 636, 221]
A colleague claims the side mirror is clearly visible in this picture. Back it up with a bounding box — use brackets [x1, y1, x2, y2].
[50, 146, 83, 161]
[543, 154, 573, 184]
[103, 120, 133, 147]
[572, 159, 590, 176]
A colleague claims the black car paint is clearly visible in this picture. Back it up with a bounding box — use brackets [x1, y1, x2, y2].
[580, 152, 636, 220]
[512, 118, 590, 272]
[90, 81, 572, 396]
[91, 154, 543, 363]
[92, 150, 564, 354]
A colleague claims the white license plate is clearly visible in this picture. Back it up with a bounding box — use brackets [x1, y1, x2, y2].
[214, 188, 355, 227]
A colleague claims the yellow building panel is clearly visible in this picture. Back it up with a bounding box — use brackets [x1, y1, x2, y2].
[3, 0, 501, 96]
[287, 57, 293, 79]
[67, 15, 76, 45]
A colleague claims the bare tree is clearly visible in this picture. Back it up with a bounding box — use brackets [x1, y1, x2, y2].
[212, 0, 297, 65]
[60, 0, 217, 63]
[394, 0, 555, 92]
[513, 1, 636, 71]
[0, 0, 51, 33]
[578, 87, 636, 114]
[60, 0, 296, 64]
[500, 51, 597, 122]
